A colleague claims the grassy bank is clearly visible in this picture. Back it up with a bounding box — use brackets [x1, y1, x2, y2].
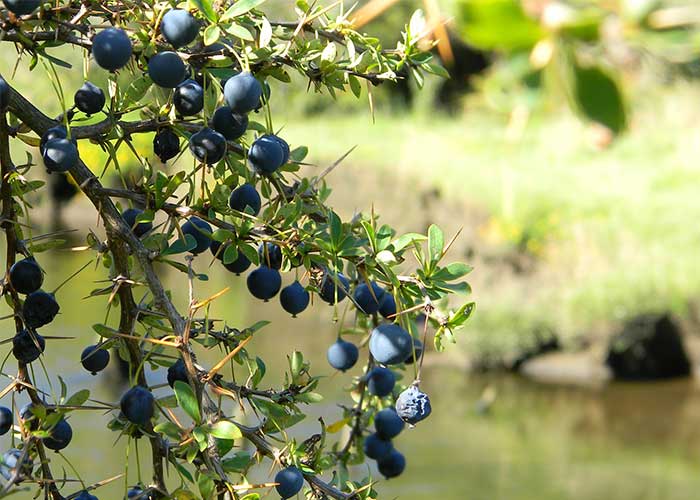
[278, 85, 700, 362]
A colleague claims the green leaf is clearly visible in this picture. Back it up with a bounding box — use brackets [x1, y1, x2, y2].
[431, 262, 473, 281]
[154, 421, 183, 440]
[65, 389, 90, 407]
[223, 23, 254, 41]
[422, 62, 450, 79]
[222, 0, 266, 21]
[192, 0, 218, 22]
[209, 420, 242, 440]
[427, 224, 444, 270]
[448, 302, 476, 328]
[571, 61, 627, 134]
[457, 0, 543, 52]
[222, 452, 253, 473]
[197, 473, 215, 500]
[203, 24, 221, 46]
[329, 211, 342, 249]
[162, 234, 197, 255]
[392, 232, 426, 253]
[295, 392, 323, 404]
[174, 381, 201, 423]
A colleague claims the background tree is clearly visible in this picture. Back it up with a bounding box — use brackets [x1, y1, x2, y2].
[0, 1, 472, 499]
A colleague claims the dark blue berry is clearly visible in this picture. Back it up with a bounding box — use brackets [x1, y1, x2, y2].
[3, 0, 40, 16]
[19, 403, 38, 430]
[395, 385, 432, 425]
[42, 138, 78, 173]
[224, 72, 262, 114]
[274, 466, 304, 499]
[319, 272, 349, 304]
[9, 258, 43, 295]
[43, 418, 72, 451]
[246, 266, 281, 301]
[377, 449, 406, 478]
[167, 359, 188, 388]
[120, 386, 154, 426]
[39, 126, 75, 155]
[80, 344, 110, 374]
[122, 208, 152, 238]
[258, 242, 282, 270]
[0, 448, 33, 481]
[74, 491, 98, 500]
[363, 433, 393, 460]
[189, 127, 227, 164]
[365, 367, 395, 397]
[211, 106, 248, 140]
[12, 329, 45, 363]
[92, 28, 132, 71]
[0, 407, 12, 436]
[228, 183, 260, 215]
[161, 9, 199, 48]
[23, 291, 59, 328]
[181, 217, 212, 254]
[174, 79, 204, 116]
[378, 293, 396, 319]
[354, 281, 385, 315]
[369, 324, 413, 365]
[248, 135, 285, 174]
[279, 281, 309, 317]
[404, 338, 423, 365]
[153, 128, 180, 163]
[326, 339, 358, 372]
[374, 407, 404, 439]
[148, 51, 186, 88]
[0, 77, 7, 111]
[74, 82, 105, 115]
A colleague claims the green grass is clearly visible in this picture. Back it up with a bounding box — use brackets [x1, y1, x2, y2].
[277, 84, 700, 360]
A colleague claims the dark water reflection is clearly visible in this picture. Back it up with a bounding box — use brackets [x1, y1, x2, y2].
[3, 252, 700, 500]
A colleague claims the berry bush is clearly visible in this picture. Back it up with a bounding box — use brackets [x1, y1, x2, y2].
[0, 1, 474, 499]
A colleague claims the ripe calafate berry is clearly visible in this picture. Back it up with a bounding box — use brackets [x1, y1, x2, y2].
[80, 345, 110, 375]
[9, 257, 43, 294]
[379, 293, 396, 319]
[42, 138, 78, 173]
[19, 403, 38, 431]
[174, 79, 204, 116]
[120, 386, 154, 426]
[0, 449, 33, 481]
[181, 217, 212, 254]
[12, 329, 45, 363]
[377, 449, 406, 478]
[228, 183, 261, 215]
[74, 491, 98, 500]
[23, 290, 59, 328]
[248, 135, 285, 174]
[269, 134, 290, 164]
[363, 433, 393, 460]
[274, 466, 304, 499]
[258, 242, 282, 269]
[160, 9, 199, 48]
[0, 407, 12, 436]
[167, 358, 188, 388]
[43, 418, 73, 451]
[404, 338, 423, 364]
[211, 106, 248, 140]
[354, 281, 386, 315]
[40, 126, 75, 155]
[326, 339, 359, 372]
[189, 127, 227, 165]
[365, 367, 395, 397]
[0, 77, 9, 111]
[279, 281, 310, 317]
[224, 254, 252, 274]
[148, 51, 186, 88]
[2, 0, 40, 15]
[374, 407, 404, 439]
[127, 486, 154, 499]
[319, 272, 349, 304]
[224, 72, 262, 114]
[122, 208, 153, 238]
[153, 128, 180, 163]
[74, 82, 105, 115]
[247, 266, 282, 301]
[92, 27, 132, 71]
[369, 324, 413, 365]
[396, 385, 432, 425]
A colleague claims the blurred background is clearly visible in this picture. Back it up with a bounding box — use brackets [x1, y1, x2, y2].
[4, 0, 700, 498]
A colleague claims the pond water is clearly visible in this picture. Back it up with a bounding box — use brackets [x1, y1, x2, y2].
[3, 249, 700, 500]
